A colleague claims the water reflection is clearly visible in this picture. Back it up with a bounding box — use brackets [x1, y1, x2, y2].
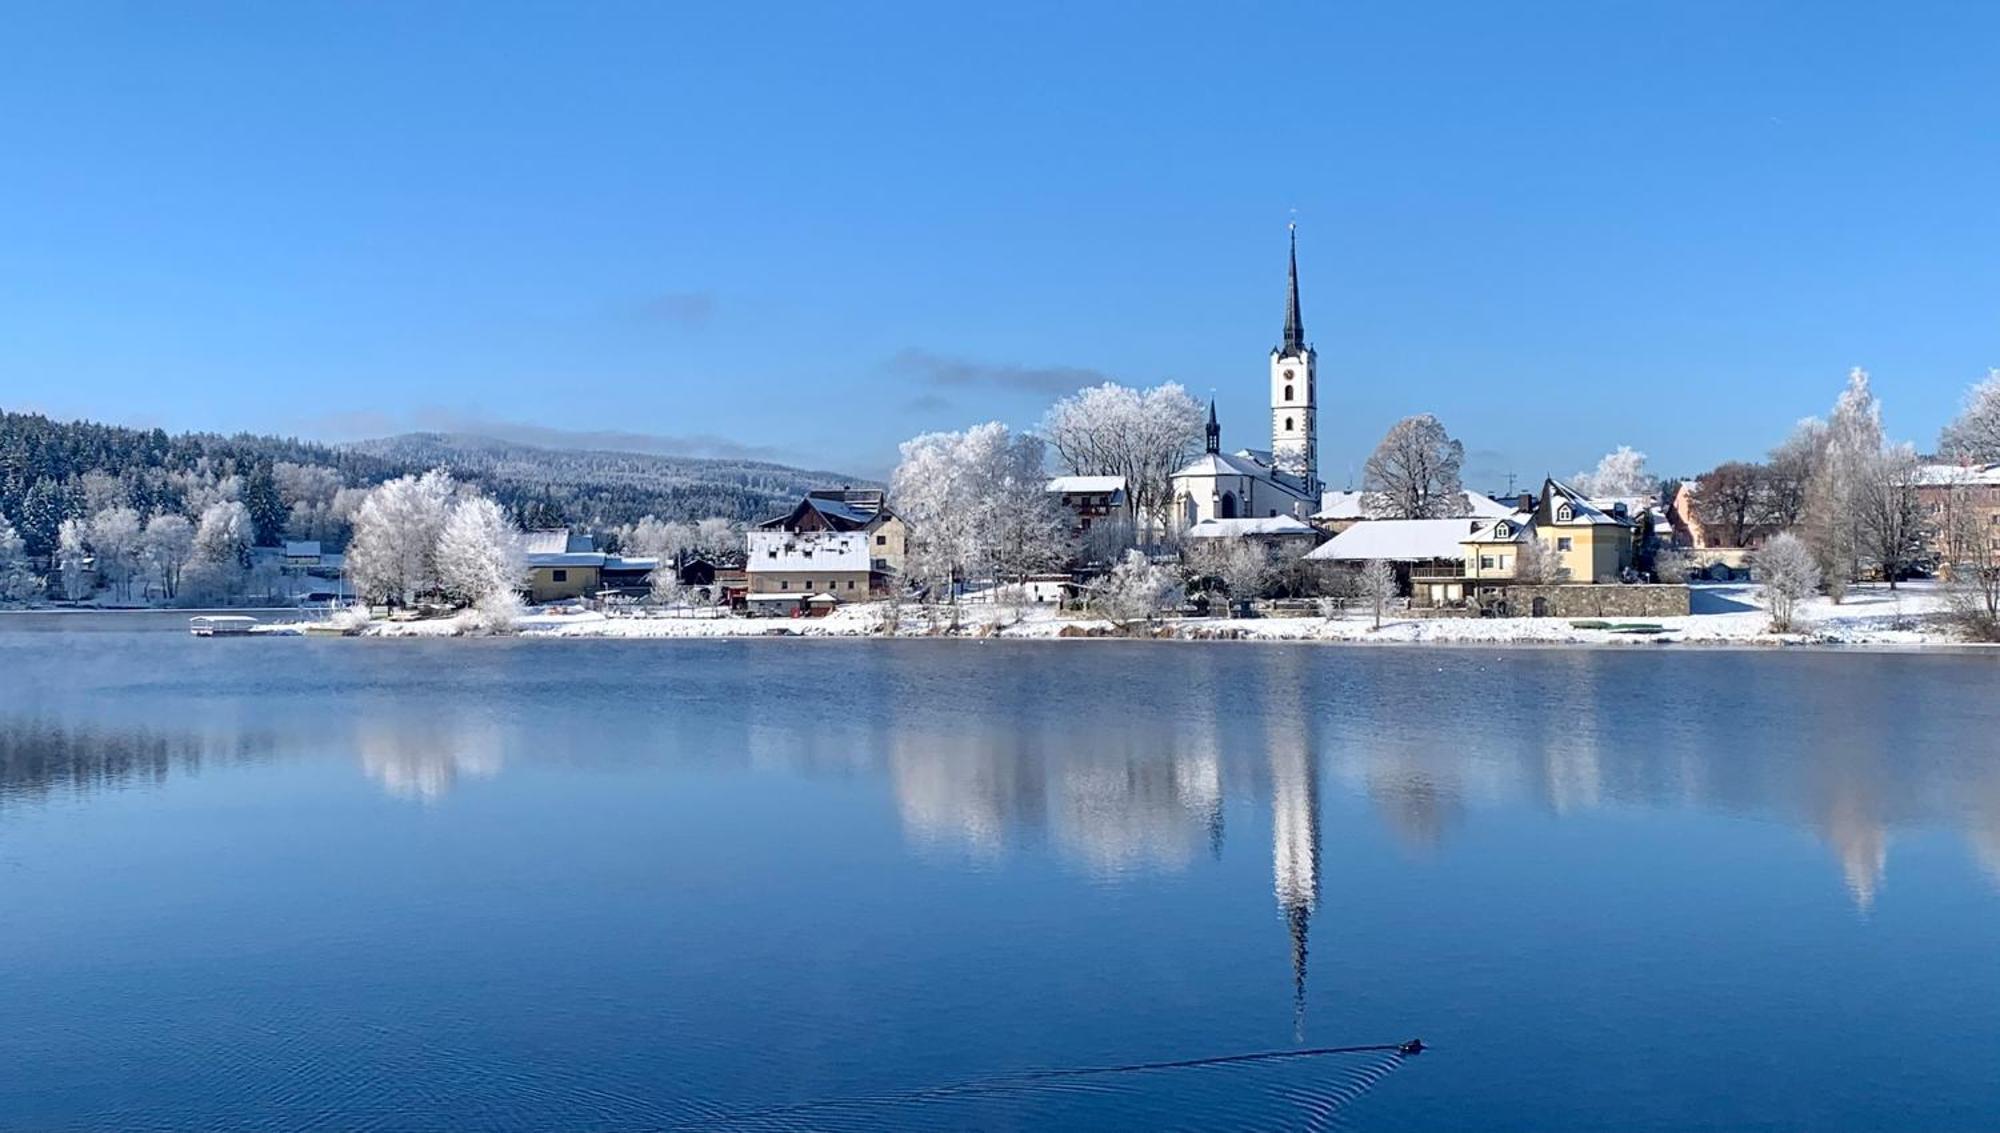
[0, 717, 278, 809]
[355, 711, 505, 802]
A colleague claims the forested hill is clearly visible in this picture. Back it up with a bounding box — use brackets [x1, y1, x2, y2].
[350, 433, 878, 529]
[0, 409, 872, 555]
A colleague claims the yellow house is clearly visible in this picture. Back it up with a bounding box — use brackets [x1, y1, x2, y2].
[1458, 480, 1635, 584]
[524, 529, 604, 603]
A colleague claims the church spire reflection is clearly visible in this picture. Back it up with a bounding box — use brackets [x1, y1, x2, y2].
[1267, 665, 1321, 1042]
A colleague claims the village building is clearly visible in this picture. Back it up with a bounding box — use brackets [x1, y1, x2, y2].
[1915, 462, 2000, 569]
[1312, 488, 1515, 535]
[744, 529, 887, 615]
[1046, 475, 1127, 535]
[523, 529, 659, 603]
[757, 488, 907, 577]
[1170, 226, 1322, 528]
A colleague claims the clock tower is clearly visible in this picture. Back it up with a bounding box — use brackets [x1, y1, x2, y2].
[1270, 223, 1319, 496]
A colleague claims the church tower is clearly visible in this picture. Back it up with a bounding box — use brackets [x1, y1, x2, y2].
[1270, 223, 1319, 496]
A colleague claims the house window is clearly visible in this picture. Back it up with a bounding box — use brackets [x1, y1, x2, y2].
[847, 580, 855, 589]
[1479, 556, 1495, 569]
[551, 569, 567, 582]
[876, 535, 887, 545]
[1494, 522, 1510, 538]
[1499, 555, 1511, 570]
[1556, 504, 1573, 522]
[1557, 537, 1573, 552]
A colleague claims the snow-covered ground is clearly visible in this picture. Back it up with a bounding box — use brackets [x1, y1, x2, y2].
[283, 581, 1981, 648]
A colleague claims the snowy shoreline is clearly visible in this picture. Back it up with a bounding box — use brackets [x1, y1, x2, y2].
[257, 582, 1992, 651]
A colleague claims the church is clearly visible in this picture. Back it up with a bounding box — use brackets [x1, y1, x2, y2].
[1170, 225, 1324, 529]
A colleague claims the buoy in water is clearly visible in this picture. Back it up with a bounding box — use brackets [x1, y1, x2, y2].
[1398, 1039, 1425, 1056]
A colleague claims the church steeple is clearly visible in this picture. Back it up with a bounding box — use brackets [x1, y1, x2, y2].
[1280, 221, 1306, 357]
[1205, 399, 1220, 454]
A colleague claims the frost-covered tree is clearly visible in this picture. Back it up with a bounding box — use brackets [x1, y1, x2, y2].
[1754, 532, 1818, 633]
[347, 470, 456, 606]
[1939, 368, 2000, 465]
[892, 423, 1069, 598]
[1651, 547, 1694, 584]
[57, 518, 92, 602]
[434, 495, 526, 609]
[1514, 533, 1564, 584]
[1574, 446, 1658, 500]
[1040, 382, 1205, 534]
[1359, 558, 1397, 629]
[88, 507, 143, 602]
[0, 513, 40, 603]
[1092, 549, 1181, 628]
[1762, 417, 1827, 533]
[1853, 443, 1927, 590]
[143, 514, 195, 600]
[1801, 369, 1883, 603]
[1186, 538, 1272, 611]
[1362, 415, 1468, 519]
[186, 500, 252, 601]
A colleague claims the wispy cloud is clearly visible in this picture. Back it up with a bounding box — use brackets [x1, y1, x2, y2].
[631, 290, 716, 328]
[886, 348, 1110, 397]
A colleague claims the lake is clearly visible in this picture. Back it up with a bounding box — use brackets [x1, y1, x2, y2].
[2, 614, 1996, 1131]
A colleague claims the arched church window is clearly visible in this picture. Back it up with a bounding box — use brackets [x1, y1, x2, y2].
[1284, 417, 1294, 431]
[1284, 384, 1294, 401]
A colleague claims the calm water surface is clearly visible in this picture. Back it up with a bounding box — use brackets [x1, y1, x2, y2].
[2, 614, 1997, 1131]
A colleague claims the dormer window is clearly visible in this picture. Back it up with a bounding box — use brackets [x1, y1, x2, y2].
[1493, 522, 1510, 538]
[1556, 504, 1573, 523]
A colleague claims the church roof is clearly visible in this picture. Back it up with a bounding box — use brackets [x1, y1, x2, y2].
[1280, 223, 1307, 356]
[1173, 450, 1270, 479]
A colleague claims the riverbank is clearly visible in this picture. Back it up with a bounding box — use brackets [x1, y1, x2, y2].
[312, 582, 1979, 648]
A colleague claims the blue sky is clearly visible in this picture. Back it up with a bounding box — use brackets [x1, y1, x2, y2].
[3, 2, 1996, 484]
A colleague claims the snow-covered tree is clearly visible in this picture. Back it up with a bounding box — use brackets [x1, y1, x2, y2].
[186, 500, 252, 601]
[1359, 558, 1397, 629]
[1940, 368, 2000, 465]
[57, 518, 92, 602]
[1361, 415, 1468, 519]
[1762, 417, 1827, 532]
[1853, 443, 1927, 590]
[1574, 446, 1659, 500]
[1651, 547, 1694, 584]
[347, 470, 456, 606]
[1801, 368, 1883, 603]
[892, 422, 1070, 598]
[142, 514, 195, 600]
[1186, 538, 1272, 612]
[88, 506, 142, 602]
[1092, 549, 1181, 628]
[1754, 532, 1818, 634]
[1041, 382, 1205, 534]
[1514, 533, 1564, 584]
[434, 495, 526, 608]
[0, 512, 40, 603]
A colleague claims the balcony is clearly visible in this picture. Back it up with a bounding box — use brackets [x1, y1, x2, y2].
[1409, 565, 1464, 581]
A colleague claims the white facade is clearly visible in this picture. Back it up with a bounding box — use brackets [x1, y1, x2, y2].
[1270, 349, 1316, 491]
[745, 530, 872, 575]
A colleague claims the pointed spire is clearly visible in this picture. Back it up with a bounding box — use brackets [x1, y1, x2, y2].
[1205, 399, 1221, 454]
[1281, 221, 1306, 357]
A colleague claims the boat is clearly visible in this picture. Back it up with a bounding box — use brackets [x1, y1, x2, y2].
[189, 615, 259, 637]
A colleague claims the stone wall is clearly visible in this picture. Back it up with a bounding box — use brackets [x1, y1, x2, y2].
[1479, 583, 1690, 618]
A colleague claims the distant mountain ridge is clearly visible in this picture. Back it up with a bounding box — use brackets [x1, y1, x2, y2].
[349, 432, 881, 525]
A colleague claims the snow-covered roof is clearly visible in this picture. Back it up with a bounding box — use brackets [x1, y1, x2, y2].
[602, 555, 660, 572]
[524, 528, 597, 555]
[1173, 450, 1270, 479]
[1545, 479, 1628, 526]
[1465, 516, 1534, 543]
[1184, 516, 1318, 539]
[1314, 490, 1516, 521]
[1916, 462, 2000, 486]
[283, 540, 322, 558]
[1304, 518, 1479, 563]
[1047, 475, 1127, 495]
[528, 552, 605, 568]
[746, 530, 873, 573]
